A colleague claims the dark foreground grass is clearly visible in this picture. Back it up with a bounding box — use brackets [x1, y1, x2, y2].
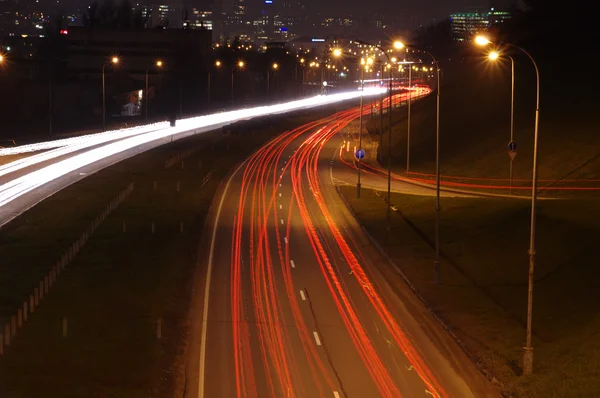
[0, 103, 351, 397]
[340, 186, 600, 397]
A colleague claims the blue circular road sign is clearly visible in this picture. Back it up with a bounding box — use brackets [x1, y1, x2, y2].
[355, 149, 365, 159]
[508, 141, 517, 152]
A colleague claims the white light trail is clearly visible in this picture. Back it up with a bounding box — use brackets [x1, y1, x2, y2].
[0, 122, 168, 156]
[0, 88, 387, 209]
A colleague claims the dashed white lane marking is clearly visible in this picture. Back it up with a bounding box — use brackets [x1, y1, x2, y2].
[279, 193, 282, 197]
[313, 331, 322, 346]
[333, 392, 341, 398]
[290, 260, 295, 268]
[280, 204, 283, 209]
[280, 219, 284, 225]
[284, 237, 288, 244]
[299, 290, 306, 301]
[280, 183, 282, 187]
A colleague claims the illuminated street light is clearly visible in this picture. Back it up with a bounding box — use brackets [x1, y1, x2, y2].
[488, 51, 499, 60]
[475, 35, 491, 46]
[215, 60, 222, 67]
[391, 57, 397, 63]
[238, 60, 245, 68]
[0, 55, 4, 63]
[146, 60, 164, 122]
[300, 58, 305, 63]
[333, 48, 342, 57]
[267, 63, 279, 96]
[102, 56, 120, 131]
[476, 35, 541, 377]
[393, 41, 404, 49]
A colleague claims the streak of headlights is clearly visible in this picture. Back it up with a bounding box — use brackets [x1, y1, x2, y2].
[0, 88, 386, 208]
[0, 125, 168, 178]
[0, 122, 169, 156]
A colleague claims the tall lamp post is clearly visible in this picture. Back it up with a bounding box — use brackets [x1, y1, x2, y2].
[232, 60, 245, 106]
[333, 47, 372, 198]
[355, 40, 394, 228]
[488, 50, 516, 194]
[396, 41, 441, 283]
[406, 63, 412, 173]
[102, 56, 119, 131]
[145, 60, 163, 123]
[267, 62, 278, 97]
[476, 35, 541, 376]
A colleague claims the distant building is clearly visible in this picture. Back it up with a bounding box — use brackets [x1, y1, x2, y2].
[450, 7, 511, 42]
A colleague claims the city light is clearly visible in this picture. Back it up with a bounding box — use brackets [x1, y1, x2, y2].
[215, 60, 221, 67]
[156, 60, 163, 67]
[111, 56, 119, 64]
[488, 51, 499, 60]
[332, 48, 342, 57]
[475, 35, 491, 46]
[238, 61, 245, 68]
[393, 41, 404, 49]
[272, 63, 279, 70]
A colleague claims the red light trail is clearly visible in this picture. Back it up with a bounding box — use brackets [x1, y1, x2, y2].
[228, 92, 448, 397]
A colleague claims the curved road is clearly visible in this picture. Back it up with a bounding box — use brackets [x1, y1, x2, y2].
[194, 105, 500, 397]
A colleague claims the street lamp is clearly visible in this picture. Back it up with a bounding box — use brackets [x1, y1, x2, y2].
[102, 56, 119, 131]
[145, 60, 163, 122]
[355, 39, 394, 217]
[487, 50, 516, 194]
[476, 34, 541, 377]
[267, 62, 279, 96]
[394, 41, 441, 283]
[232, 60, 245, 105]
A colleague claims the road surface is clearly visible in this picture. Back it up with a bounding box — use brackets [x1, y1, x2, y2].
[194, 105, 500, 397]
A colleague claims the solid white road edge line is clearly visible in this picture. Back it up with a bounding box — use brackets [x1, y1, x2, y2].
[300, 290, 307, 301]
[198, 159, 248, 398]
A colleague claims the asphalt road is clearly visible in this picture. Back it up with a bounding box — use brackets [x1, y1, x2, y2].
[194, 106, 500, 397]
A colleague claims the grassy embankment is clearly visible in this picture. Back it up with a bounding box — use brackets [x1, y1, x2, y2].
[0, 104, 349, 397]
[365, 58, 600, 196]
[340, 59, 600, 396]
[341, 188, 600, 397]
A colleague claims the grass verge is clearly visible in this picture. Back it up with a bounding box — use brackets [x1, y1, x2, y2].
[339, 186, 600, 397]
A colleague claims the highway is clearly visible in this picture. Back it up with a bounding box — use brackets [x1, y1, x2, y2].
[197, 102, 500, 397]
[0, 89, 385, 227]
